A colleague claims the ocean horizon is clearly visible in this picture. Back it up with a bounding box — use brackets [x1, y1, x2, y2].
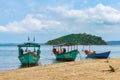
[0, 40, 120, 46]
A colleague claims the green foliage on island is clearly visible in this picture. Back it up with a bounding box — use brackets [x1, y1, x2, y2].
[46, 33, 107, 45]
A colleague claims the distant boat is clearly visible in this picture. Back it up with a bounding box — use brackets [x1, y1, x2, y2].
[84, 50, 110, 58]
[17, 42, 41, 65]
[52, 43, 79, 61]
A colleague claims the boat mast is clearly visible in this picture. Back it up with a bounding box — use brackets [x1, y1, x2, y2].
[33, 37, 35, 42]
[28, 36, 30, 42]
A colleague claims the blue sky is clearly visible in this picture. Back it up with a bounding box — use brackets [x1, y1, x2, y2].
[0, 0, 120, 43]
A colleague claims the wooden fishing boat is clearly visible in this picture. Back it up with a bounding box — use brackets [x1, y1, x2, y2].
[52, 43, 79, 61]
[84, 50, 110, 58]
[17, 42, 40, 65]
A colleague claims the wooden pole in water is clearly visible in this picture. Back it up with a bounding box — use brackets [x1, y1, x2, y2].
[89, 45, 91, 51]
[79, 51, 82, 60]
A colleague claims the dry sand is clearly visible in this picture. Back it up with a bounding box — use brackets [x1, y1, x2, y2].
[0, 58, 120, 80]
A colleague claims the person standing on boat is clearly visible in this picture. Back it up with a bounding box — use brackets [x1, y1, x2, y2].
[63, 48, 66, 53]
[37, 49, 40, 55]
[52, 48, 57, 53]
[20, 48, 24, 55]
[58, 46, 62, 54]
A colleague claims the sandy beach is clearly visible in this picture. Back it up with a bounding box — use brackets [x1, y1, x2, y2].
[0, 58, 120, 80]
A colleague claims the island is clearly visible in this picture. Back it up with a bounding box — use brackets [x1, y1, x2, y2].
[46, 33, 107, 45]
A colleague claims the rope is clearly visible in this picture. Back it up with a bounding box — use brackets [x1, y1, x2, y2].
[78, 51, 82, 60]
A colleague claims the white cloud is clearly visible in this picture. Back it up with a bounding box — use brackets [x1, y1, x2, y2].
[0, 26, 8, 32]
[0, 3, 120, 36]
[0, 14, 61, 33]
[58, 4, 120, 34]
[87, 4, 120, 24]
[64, 4, 120, 25]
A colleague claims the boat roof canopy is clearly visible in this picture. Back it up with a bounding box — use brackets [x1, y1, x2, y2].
[18, 42, 40, 47]
[53, 43, 77, 47]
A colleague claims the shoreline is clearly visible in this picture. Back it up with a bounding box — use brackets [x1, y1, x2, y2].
[0, 58, 120, 80]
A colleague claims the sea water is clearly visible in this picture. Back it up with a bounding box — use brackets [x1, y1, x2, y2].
[0, 45, 120, 71]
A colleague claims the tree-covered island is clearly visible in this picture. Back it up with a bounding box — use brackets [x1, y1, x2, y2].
[46, 33, 107, 45]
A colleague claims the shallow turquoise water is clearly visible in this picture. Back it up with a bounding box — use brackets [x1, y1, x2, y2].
[0, 45, 119, 71]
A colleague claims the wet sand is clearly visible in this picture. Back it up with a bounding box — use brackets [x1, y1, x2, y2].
[0, 58, 120, 80]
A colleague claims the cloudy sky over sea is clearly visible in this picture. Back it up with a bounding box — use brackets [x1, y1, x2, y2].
[0, 0, 120, 43]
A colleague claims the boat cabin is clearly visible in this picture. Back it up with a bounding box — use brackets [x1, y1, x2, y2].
[52, 43, 78, 54]
[18, 42, 40, 56]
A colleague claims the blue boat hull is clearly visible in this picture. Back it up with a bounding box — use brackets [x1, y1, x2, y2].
[86, 51, 110, 58]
